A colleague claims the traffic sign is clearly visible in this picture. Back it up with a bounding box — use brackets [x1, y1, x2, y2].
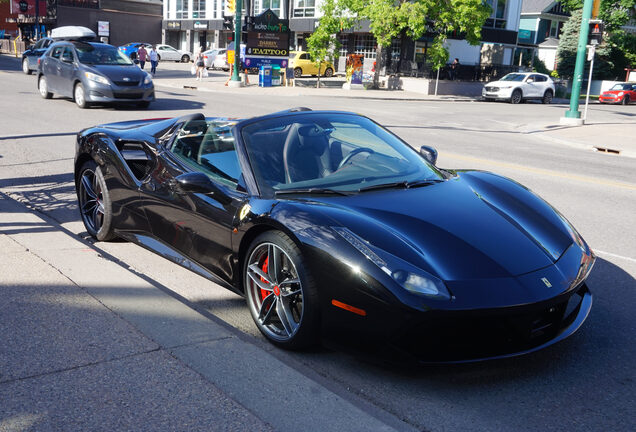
[588, 20, 604, 45]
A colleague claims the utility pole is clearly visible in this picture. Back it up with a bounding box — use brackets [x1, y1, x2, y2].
[230, 0, 243, 84]
[560, 0, 596, 125]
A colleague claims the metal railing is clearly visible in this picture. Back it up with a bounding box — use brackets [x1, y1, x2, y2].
[384, 61, 521, 82]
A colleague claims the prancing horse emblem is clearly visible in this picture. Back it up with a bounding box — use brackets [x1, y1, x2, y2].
[541, 277, 552, 288]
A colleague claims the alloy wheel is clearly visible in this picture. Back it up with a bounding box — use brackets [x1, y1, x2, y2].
[511, 90, 522, 104]
[246, 242, 304, 342]
[78, 168, 106, 234]
[22, 58, 31, 74]
[75, 84, 86, 108]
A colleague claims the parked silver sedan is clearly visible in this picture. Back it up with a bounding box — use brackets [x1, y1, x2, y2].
[156, 44, 192, 63]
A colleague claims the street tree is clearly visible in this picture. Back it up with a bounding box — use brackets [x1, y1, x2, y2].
[311, 0, 490, 88]
[306, 0, 353, 88]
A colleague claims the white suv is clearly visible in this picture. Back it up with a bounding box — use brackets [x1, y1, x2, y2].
[482, 72, 555, 104]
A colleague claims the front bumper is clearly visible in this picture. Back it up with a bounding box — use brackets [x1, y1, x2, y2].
[598, 95, 621, 104]
[388, 283, 592, 363]
[84, 79, 155, 103]
[482, 87, 514, 99]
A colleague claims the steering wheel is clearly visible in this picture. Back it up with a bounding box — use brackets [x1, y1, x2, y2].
[337, 148, 375, 170]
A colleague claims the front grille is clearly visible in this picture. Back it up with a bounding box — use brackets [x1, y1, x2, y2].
[113, 92, 143, 99]
[114, 80, 140, 86]
[485, 86, 499, 92]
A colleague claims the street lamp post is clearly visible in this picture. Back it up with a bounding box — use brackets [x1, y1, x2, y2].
[231, 0, 243, 83]
[561, 0, 594, 125]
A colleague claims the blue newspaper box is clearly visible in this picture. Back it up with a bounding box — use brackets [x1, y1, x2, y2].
[259, 65, 272, 87]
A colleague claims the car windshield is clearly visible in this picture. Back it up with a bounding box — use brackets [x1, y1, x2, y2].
[610, 84, 631, 90]
[500, 73, 526, 82]
[75, 44, 133, 65]
[241, 113, 445, 198]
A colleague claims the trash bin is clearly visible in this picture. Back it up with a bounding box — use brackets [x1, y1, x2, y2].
[271, 65, 281, 86]
[259, 65, 272, 87]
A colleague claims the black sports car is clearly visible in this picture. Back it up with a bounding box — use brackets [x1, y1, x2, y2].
[74, 109, 594, 362]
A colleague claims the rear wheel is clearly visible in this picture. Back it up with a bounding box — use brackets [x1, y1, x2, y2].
[244, 231, 319, 349]
[22, 58, 32, 75]
[38, 76, 52, 99]
[510, 89, 522, 104]
[74, 83, 88, 109]
[622, 95, 630, 105]
[324, 67, 334, 78]
[542, 89, 553, 104]
[181, 54, 190, 63]
[294, 67, 302, 78]
[77, 160, 115, 241]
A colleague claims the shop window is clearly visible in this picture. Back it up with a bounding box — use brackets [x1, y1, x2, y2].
[176, 0, 188, 19]
[354, 34, 377, 60]
[193, 0, 206, 19]
[255, 0, 282, 16]
[484, 0, 507, 29]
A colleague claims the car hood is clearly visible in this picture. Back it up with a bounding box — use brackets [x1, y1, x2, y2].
[602, 90, 623, 94]
[297, 171, 574, 281]
[87, 64, 146, 82]
[485, 80, 517, 87]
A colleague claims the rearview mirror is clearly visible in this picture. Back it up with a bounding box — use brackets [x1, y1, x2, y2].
[175, 172, 232, 205]
[419, 145, 438, 165]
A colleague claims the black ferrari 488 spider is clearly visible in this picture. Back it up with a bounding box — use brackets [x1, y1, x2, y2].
[74, 108, 594, 362]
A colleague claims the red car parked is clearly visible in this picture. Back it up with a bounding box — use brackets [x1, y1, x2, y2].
[599, 82, 636, 105]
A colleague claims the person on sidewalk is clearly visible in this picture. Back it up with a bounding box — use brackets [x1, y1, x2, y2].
[195, 49, 205, 81]
[137, 45, 148, 70]
[450, 58, 460, 81]
[149, 45, 158, 76]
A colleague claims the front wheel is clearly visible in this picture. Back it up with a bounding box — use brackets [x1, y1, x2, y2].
[77, 160, 115, 241]
[181, 54, 190, 63]
[542, 90, 553, 104]
[244, 231, 319, 349]
[38, 76, 52, 99]
[510, 89, 522, 104]
[22, 58, 32, 75]
[622, 95, 630, 105]
[324, 67, 334, 78]
[74, 83, 88, 109]
[294, 67, 302, 78]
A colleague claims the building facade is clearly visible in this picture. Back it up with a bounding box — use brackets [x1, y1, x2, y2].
[516, 0, 569, 70]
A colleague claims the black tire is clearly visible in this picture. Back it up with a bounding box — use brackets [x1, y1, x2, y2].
[542, 90, 553, 104]
[74, 82, 88, 109]
[622, 95, 630, 105]
[38, 75, 52, 99]
[22, 58, 32, 75]
[244, 231, 320, 350]
[294, 67, 302, 78]
[181, 54, 190, 63]
[324, 67, 334, 78]
[130, 52, 137, 60]
[510, 89, 522, 104]
[77, 160, 115, 241]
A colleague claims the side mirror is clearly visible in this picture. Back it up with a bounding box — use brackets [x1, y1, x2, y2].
[175, 172, 232, 205]
[526, 78, 534, 83]
[419, 145, 438, 165]
[62, 55, 73, 63]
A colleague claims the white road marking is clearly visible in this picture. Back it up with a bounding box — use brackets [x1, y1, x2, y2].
[595, 250, 636, 264]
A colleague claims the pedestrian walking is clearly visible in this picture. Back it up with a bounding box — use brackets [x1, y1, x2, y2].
[195, 49, 205, 80]
[450, 58, 460, 80]
[149, 45, 158, 76]
[137, 45, 148, 69]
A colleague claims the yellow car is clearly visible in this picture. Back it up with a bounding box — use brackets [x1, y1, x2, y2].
[289, 51, 334, 78]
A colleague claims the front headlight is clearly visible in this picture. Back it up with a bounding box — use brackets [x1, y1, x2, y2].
[85, 71, 110, 85]
[392, 270, 450, 299]
[333, 227, 452, 300]
[144, 73, 153, 85]
[618, 91, 624, 96]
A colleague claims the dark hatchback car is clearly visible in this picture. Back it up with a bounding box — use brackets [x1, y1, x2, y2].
[22, 37, 54, 74]
[37, 41, 155, 109]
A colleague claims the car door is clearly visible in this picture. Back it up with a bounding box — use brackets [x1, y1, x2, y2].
[525, 74, 542, 97]
[43, 45, 65, 93]
[58, 47, 77, 97]
[139, 118, 245, 283]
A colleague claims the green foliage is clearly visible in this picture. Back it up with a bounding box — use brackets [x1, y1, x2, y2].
[557, 9, 627, 79]
[533, 57, 550, 74]
[561, 0, 635, 31]
[551, 69, 560, 78]
[311, 0, 491, 86]
[307, 0, 351, 68]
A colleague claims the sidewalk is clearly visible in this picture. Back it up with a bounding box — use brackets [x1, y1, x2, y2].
[0, 192, 406, 431]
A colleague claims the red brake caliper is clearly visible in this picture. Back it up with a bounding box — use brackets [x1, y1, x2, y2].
[260, 257, 270, 302]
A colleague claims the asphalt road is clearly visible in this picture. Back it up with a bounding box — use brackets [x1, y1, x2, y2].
[1, 56, 635, 431]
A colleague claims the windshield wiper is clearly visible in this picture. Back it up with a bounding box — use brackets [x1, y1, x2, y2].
[275, 188, 352, 196]
[357, 179, 443, 193]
